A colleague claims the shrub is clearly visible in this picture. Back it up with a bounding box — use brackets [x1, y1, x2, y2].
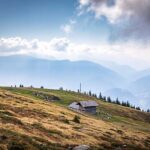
[61, 118, 69, 124]
[8, 141, 27, 150]
[73, 115, 80, 123]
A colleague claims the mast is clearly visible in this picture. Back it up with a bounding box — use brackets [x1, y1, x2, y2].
[80, 83, 81, 93]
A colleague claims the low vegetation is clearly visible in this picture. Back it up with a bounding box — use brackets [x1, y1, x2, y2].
[73, 115, 80, 123]
[0, 87, 150, 149]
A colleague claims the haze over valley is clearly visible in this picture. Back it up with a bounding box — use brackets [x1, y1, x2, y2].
[0, 55, 150, 110]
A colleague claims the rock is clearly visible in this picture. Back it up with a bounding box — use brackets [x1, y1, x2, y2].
[123, 144, 127, 147]
[73, 145, 90, 150]
[32, 92, 60, 101]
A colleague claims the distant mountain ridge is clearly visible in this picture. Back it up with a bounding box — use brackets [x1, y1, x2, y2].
[0, 55, 150, 109]
[0, 55, 123, 92]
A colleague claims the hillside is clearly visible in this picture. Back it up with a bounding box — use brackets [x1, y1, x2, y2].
[0, 87, 150, 150]
[1, 55, 150, 110]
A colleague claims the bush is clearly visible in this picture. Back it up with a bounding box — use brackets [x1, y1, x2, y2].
[8, 141, 27, 150]
[73, 115, 80, 123]
[63, 118, 70, 124]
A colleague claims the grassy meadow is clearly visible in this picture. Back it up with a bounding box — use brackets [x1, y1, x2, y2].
[0, 87, 150, 149]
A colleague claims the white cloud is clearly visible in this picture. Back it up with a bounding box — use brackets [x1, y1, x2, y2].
[79, 0, 89, 6]
[79, 0, 125, 23]
[78, 0, 150, 40]
[61, 20, 76, 34]
[61, 24, 72, 34]
[0, 36, 150, 69]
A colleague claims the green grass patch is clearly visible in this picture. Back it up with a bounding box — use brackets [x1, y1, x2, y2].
[32, 122, 63, 136]
[0, 128, 66, 150]
[0, 113, 23, 125]
[109, 115, 150, 133]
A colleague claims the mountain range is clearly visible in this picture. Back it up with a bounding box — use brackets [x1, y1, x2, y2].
[0, 55, 150, 109]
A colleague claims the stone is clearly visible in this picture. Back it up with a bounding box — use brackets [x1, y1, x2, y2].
[73, 145, 90, 150]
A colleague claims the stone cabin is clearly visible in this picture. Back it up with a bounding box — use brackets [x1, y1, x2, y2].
[69, 100, 98, 114]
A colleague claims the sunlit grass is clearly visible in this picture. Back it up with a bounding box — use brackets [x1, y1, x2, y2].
[0, 87, 150, 149]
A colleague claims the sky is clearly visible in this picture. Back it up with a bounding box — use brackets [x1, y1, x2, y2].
[0, 0, 150, 70]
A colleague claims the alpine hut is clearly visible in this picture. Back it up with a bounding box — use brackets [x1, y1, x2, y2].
[69, 100, 98, 114]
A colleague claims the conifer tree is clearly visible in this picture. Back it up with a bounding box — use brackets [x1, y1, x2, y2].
[107, 96, 112, 103]
[89, 90, 92, 96]
[126, 101, 130, 107]
[103, 96, 106, 101]
[136, 107, 141, 111]
[99, 92, 102, 99]
[116, 98, 120, 105]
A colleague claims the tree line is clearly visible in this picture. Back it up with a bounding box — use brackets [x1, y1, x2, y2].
[78, 89, 150, 113]
[11, 84, 150, 113]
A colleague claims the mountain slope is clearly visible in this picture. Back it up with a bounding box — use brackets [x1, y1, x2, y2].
[0, 55, 123, 92]
[0, 55, 150, 109]
[0, 87, 150, 150]
[129, 75, 150, 109]
[102, 61, 137, 79]
[130, 75, 150, 93]
[135, 68, 150, 80]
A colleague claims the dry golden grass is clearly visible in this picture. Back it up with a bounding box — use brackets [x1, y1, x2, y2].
[0, 88, 150, 149]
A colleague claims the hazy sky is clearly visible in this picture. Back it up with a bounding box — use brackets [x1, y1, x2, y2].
[0, 0, 150, 69]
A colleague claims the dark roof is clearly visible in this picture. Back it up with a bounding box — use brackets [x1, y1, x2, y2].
[77, 100, 98, 107]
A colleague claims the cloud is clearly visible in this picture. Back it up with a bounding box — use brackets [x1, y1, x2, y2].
[78, 0, 125, 23]
[78, 0, 150, 40]
[0, 37, 71, 57]
[61, 20, 76, 34]
[1, 36, 150, 69]
[50, 38, 70, 51]
[61, 24, 72, 34]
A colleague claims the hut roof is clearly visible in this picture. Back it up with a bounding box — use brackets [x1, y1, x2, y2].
[77, 100, 98, 108]
[68, 102, 79, 109]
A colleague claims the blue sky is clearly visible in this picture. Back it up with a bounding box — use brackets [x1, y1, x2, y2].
[0, 0, 150, 69]
[0, 0, 76, 39]
[0, 0, 110, 42]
